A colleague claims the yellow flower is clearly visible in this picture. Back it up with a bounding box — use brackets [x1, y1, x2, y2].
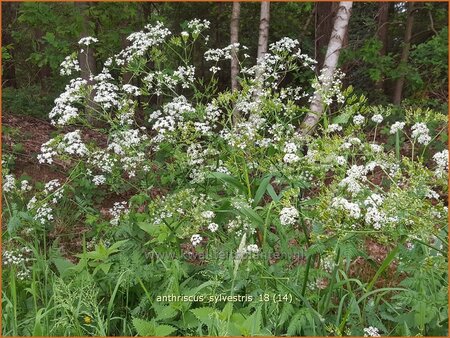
[83, 315, 92, 324]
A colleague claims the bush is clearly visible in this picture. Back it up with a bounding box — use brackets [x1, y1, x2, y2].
[2, 20, 448, 336]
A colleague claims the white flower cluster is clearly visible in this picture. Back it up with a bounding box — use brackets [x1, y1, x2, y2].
[49, 78, 87, 126]
[311, 69, 345, 106]
[20, 180, 32, 192]
[78, 36, 98, 46]
[26, 179, 64, 224]
[411, 122, 431, 145]
[187, 19, 210, 35]
[335, 155, 347, 166]
[60, 130, 89, 156]
[371, 114, 383, 124]
[279, 206, 299, 226]
[108, 128, 148, 156]
[38, 130, 88, 164]
[227, 215, 254, 236]
[3, 174, 15, 192]
[269, 37, 299, 53]
[3, 247, 33, 280]
[149, 96, 195, 143]
[244, 244, 259, 254]
[283, 142, 300, 164]
[204, 43, 240, 62]
[390, 121, 405, 134]
[433, 149, 448, 178]
[340, 136, 363, 150]
[122, 84, 141, 96]
[327, 124, 342, 132]
[208, 222, 219, 232]
[363, 326, 381, 337]
[353, 114, 365, 125]
[92, 174, 106, 186]
[60, 55, 80, 76]
[115, 22, 171, 64]
[369, 144, 383, 153]
[190, 234, 203, 246]
[338, 165, 367, 195]
[220, 114, 267, 150]
[331, 197, 361, 219]
[109, 201, 129, 226]
[363, 193, 397, 230]
[201, 210, 215, 219]
[88, 150, 117, 174]
[173, 65, 196, 88]
[93, 80, 120, 109]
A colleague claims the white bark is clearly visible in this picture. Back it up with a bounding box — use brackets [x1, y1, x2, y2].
[257, 1, 270, 59]
[230, 2, 241, 92]
[301, 1, 352, 135]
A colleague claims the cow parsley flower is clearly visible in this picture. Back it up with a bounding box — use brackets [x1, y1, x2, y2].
[363, 326, 381, 337]
[369, 144, 383, 153]
[371, 114, 383, 124]
[60, 55, 81, 76]
[3, 174, 15, 192]
[390, 121, 405, 134]
[190, 234, 203, 246]
[109, 201, 129, 226]
[246, 244, 259, 254]
[78, 36, 98, 46]
[353, 114, 365, 125]
[20, 180, 32, 192]
[92, 175, 106, 186]
[331, 197, 361, 219]
[433, 149, 448, 177]
[335, 156, 346, 166]
[411, 122, 431, 145]
[280, 206, 299, 225]
[208, 223, 219, 232]
[327, 124, 342, 132]
[201, 210, 215, 219]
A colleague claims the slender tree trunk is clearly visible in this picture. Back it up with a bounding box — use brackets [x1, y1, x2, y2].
[230, 2, 241, 92]
[301, 1, 353, 135]
[252, 1, 271, 101]
[315, 2, 338, 71]
[375, 2, 389, 92]
[257, 1, 270, 59]
[393, 2, 415, 105]
[2, 2, 18, 88]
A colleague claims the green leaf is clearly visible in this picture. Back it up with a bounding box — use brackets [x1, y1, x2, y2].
[238, 207, 264, 226]
[332, 110, 353, 124]
[155, 305, 178, 321]
[154, 324, 177, 336]
[208, 172, 246, 194]
[190, 307, 217, 327]
[253, 175, 272, 207]
[133, 318, 155, 336]
[267, 184, 280, 202]
[52, 257, 74, 277]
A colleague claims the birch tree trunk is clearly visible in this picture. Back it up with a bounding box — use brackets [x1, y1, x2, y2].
[230, 2, 241, 92]
[300, 1, 352, 135]
[257, 1, 270, 59]
[393, 2, 415, 105]
[315, 2, 338, 70]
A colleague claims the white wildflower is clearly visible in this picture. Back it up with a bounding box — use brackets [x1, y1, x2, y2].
[280, 206, 299, 225]
[190, 234, 203, 246]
